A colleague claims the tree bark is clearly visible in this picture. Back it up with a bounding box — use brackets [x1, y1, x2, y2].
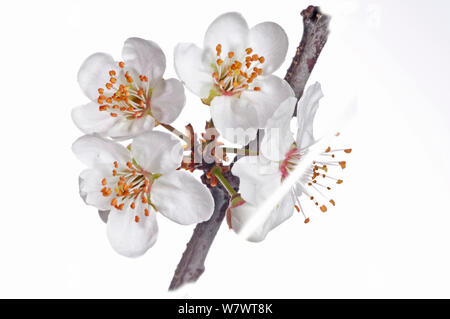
[168, 5, 330, 291]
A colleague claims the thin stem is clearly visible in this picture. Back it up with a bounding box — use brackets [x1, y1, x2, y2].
[211, 166, 236, 196]
[159, 123, 190, 144]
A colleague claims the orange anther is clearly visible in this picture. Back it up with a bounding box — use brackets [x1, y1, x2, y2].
[254, 87, 261, 91]
[233, 81, 239, 88]
[114, 161, 118, 168]
[216, 59, 223, 66]
[110, 77, 117, 84]
[329, 199, 336, 206]
[295, 205, 300, 212]
[110, 113, 118, 117]
[344, 148, 352, 153]
[101, 178, 107, 186]
[245, 48, 253, 54]
[119, 62, 125, 68]
[112, 169, 117, 176]
[228, 52, 234, 58]
[337, 179, 343, 184]
[339, 161, 346, 169]
[97, 95, 105, 104]
[135, 216, 140, 223]
[258, 56, 265, 63]
[111, 198, 117, 206]
[109, 70, 116, 76]
[126, 162, 133, 169]
[106, 83, 113, 90]
[320, 205, 327, 213]
[130, 202, 135, 209]
[304, 218, 310, 224]
[98, 88, 104, 94]
[144, 208, 149, 216]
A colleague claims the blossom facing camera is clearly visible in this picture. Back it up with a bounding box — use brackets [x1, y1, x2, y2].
[231, 83, 351, 241]
[73, 37, 186, 139]
[174, 12, 294, 144]
[72, 131, 214, 257]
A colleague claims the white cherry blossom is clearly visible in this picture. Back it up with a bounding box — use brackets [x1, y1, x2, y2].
[174, 12, 294, 144]
[230, 83, 351, 241]
[72, 131, 214, 257]
[72, 37, 186, 140]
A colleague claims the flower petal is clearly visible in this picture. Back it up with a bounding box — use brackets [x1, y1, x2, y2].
[131, 131, 183, 174]
[229, 193, 294, 243]
[204, 12, 249, 53]
[268, 192, 294, 231]
[79, 168, 113, 210]
[78, 52, 119, 102]
[71, 102, 118, 135]
[210, 96, 259, 145]
[296, 82, 324, 148]
[260, 97, 297, 161]
[72, 135, 130, 168]
[151, 78, 186, 124]
[106, 116, 156, 140]
[174, 43, 213, 98]
[248, 22, 288, 74]
[151, 170, 214, 225]
[122, 37, 166, 81]
[106, 206, 158, 258]
[241, 75, 294, 130]
[231, 156, 280, 205]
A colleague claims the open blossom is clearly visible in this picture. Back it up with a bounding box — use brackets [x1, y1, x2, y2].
[72, 37, 186, 139]
[72, 131, 214, 257]
[230, 83, 351, 242]
[174, 12, 294, 144]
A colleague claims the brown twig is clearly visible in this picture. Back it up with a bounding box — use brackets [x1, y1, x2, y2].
[168, 5, 330, 291]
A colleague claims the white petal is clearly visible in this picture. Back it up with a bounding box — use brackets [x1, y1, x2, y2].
[131, 131, 183, 174]
[269, 192, 295, 231]
[248, 22, 288, 74]
[106, 116, 156, 140]
[79, 168, 113, 210]
[174, 43, 213, 98]
[204, 12, 249, 53]
[151, 170, 214, 225]
[151, 78, 186, 124]
[210, 96, 259, 145]
[241, 75, 294, 130]
[72, 135, 130, 168]
[71, 102, 118, 135]
[296, 82, 324, 148]
[229, 202, 272, 242]
[78, 52, 119, 101]
[122, 37, 166, 81]
[260, 97, 297, 161]
[229, 194, 294, 242]
[232, 156, 280, 205]
[106, 206, 158, 258]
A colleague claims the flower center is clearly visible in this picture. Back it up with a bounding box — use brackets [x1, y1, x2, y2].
[97, 61, 152, 120]
[212, 44, 265, 96]
[100, 159, 159, 222]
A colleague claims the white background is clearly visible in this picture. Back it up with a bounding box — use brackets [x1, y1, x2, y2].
[0, 0, 449, 298]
